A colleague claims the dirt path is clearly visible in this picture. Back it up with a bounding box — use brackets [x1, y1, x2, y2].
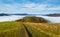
[20, 24, 29, 37]
[23, 24, 33, 37]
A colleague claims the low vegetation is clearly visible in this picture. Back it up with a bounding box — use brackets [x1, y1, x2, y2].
[24, 23, 59, 37]
[0, 16, 59, 37]
[16, 16, 50, 23]
[0, 22, 29, 37]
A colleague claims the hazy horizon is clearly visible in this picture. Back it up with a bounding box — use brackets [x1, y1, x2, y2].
[0, 0, 60, 23]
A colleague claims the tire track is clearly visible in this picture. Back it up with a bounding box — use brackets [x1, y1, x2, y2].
[23, 24, 33, 37]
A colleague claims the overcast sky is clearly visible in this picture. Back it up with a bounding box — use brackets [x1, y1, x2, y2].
[0, 0, 60, 14]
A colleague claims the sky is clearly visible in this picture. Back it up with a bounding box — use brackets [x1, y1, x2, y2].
[0, 0, 60, 14]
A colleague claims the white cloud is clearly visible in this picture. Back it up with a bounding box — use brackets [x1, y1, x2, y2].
[0, 4, 23, 13]
[33, 4, 47, 10]
[23, 3, 37, 8]
[0, 3, 60, 14]
[47, 7, 60, 10]
[0, 3, 47, 13]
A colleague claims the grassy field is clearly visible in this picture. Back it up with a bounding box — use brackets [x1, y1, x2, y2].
[0, 22, 59, 37]
[24, 23, 59, 37]
[0, 22, 29, 37]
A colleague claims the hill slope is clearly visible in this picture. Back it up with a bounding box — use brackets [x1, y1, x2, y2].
[16, 16, 50, 23]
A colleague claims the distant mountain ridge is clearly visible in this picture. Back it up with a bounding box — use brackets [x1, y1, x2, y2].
[45, 13, 60, 17]
[0, 13, 9, 16]
[0, 13, 28, 16]
[0, 13, 44, 16]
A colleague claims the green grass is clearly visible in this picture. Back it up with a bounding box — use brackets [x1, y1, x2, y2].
[16, 16, 50, 23]
[0, 22, 29, 37]
[24, 23, 59, 37]
[0, 21, 59, 37]
[0, 22, 20, 31]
